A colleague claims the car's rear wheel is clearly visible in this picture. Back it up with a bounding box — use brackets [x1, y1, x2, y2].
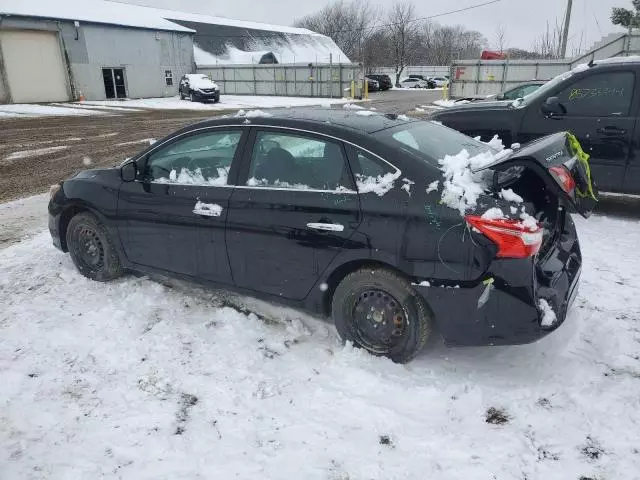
[332, 268, 431, 363]
[66, 212, 123, 282]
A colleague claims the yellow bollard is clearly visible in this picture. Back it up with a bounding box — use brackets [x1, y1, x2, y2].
[351, 80, 355, 99]
[364, 78, 369, 100]
[443, 83, 448, 100]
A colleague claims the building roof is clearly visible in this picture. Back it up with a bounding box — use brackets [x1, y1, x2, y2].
[0, 0, 320, 36]
[1, 0, 351, 64]
[0, 0, 195, 33]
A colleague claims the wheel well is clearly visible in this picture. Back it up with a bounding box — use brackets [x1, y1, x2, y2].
[58, 205, 89, 252]
[322, 259, 409, 316]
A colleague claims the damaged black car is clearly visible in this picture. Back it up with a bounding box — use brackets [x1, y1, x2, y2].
[48, 109, 597, 363]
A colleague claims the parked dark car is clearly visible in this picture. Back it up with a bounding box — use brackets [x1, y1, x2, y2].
[367, 74, 393, 90]
[179, 74, 220, 103]
[409, 74, 436, 89]
[364, 77, 380, 92]
[48, 109, 595, 363]
[432, 58, 640, 194]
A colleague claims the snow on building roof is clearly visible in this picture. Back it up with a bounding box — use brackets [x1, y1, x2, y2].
[0, 0, 195, 33]
[0, 0, 320, 36]
[2, 0, 351, 65]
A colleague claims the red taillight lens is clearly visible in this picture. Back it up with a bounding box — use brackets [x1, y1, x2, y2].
[466, 215, 543, 258]
[549, 165, 576, 194]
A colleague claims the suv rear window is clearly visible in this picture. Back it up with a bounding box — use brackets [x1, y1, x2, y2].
[373, 121, 492, 167]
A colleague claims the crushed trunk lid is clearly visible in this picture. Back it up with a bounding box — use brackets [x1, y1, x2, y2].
[474, 132, 598, 218]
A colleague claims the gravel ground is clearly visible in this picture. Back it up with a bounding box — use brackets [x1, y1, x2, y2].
[0, 90, 440, 203]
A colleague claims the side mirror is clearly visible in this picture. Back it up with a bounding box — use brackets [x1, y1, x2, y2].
[121, 161, 137, 182]
[541, 96, 566, 116]
[496, 93, 505, 101]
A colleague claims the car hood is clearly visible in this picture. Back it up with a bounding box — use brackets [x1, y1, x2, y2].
[438, 100, 515, 114]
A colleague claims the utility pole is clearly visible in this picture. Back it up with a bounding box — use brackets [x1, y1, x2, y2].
[560, 0, 573, 58]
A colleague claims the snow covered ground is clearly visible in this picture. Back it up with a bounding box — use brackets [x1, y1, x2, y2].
[80, 95, 352, 111]
[1, 195, 639, 480]
[0, 96, 353, 119]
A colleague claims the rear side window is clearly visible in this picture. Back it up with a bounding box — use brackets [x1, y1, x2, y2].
[556, 71, 635, 117]
[247, 131, 351, 191]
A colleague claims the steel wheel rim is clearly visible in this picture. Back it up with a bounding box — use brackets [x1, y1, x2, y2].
[75, 226, 105, 269]
[351, 289, 408, 354]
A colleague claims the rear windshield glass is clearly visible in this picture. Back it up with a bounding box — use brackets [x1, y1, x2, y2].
[373, 121, 493, 167]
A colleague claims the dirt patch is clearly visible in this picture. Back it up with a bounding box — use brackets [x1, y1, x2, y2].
[485, 407, 510, 425]
[580, 435, 605, 461]
[0, 110, 230, 203]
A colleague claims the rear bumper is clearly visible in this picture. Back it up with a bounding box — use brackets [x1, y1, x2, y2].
[415, 217, 582, 346]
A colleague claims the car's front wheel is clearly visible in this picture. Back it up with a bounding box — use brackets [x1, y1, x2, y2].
[66, 212, 123, 282]
[332, 268, 432, 363]
[190, 92, 196, 102]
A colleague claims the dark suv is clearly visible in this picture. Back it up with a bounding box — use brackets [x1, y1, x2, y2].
[432, 58, 640, 194]
[179, 74, 220, 103]
[366, 74, 393, 90]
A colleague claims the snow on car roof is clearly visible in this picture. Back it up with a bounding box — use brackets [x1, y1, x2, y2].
[0, 0, 319, 35]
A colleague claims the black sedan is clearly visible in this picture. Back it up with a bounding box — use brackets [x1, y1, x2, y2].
[48, 109, 596, 362]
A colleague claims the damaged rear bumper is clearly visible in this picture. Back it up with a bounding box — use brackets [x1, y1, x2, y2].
[414, 218, 582, 347]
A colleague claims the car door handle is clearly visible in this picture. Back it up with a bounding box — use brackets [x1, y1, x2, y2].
[596, 126, 626, 136]
[193, 203, 222, 217]
[306, 222, 345, 232]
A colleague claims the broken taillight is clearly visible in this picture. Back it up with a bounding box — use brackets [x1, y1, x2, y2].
[465, 216, 543, 258]
[549, 165, 576, 194]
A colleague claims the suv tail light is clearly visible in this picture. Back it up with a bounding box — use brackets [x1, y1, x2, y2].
[466, 215, 543, 258]
[549, 165, 576, 194]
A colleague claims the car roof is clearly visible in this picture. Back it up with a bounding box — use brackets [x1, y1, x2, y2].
[189, 107, 417, 135]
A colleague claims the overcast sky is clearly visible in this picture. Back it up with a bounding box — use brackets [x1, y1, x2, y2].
[124, 0, 626, 52]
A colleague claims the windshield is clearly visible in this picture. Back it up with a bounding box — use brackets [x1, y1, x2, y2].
[519, 70, 574, 105]
[374, 121, 493, 167]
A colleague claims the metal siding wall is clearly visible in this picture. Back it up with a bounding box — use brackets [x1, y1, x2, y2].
[197, 64, 359, 98]
[450, 34, 640, 99]
[80, 25, 193, 100]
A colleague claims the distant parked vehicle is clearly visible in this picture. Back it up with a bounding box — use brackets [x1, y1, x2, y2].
[365, 77, 380, 92]
[431, 76, 449, 88]
[366, 74, 393, 90]
[408, 75, 436, 89]
[179, 74, 220, 103]
[399, 77, 429, 89]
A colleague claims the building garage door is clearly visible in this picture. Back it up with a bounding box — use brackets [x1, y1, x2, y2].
[0, 30, 70, 103]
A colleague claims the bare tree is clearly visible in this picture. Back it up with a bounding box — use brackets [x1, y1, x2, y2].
[420, 21, 487, 65]
[387, 2, 420, 86]
[532, 19, 563, 59]
[494, 24, 507, 53]
[294, 0, 380, 63]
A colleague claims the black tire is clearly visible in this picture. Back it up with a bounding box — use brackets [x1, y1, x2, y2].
[66, 212, 123, 282]
[332, 268, 432, 363]
[180, 92, 185, 100]
[190, 92, 196, 102]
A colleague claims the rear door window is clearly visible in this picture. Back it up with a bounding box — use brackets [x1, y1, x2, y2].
[556, 71, 635, 117]
[246, 131, 352, 191]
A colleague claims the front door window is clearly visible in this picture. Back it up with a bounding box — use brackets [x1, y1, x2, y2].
[146, 131, 242, 185]
[102, 68, 127, 99]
